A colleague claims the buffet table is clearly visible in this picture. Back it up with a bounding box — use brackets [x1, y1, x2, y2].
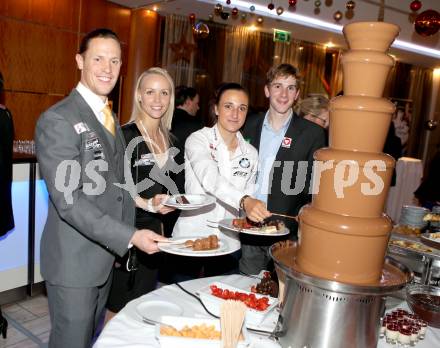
[94, 274, 440, 348]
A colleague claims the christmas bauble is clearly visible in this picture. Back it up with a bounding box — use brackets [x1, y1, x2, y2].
[276, 6, 284, 15]
[333, 10, 343, 21]
[193, 22, 209, 39]
[214, 4, 223, 15]
[414, 9, 440, 37]
[346, 1, 355, 10]
[410, 1, 422, 12]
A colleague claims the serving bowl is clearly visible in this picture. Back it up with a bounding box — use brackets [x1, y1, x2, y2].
[406, 284, 440, 328]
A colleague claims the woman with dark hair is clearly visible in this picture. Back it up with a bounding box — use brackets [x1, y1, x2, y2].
[171, 83, 269, 277]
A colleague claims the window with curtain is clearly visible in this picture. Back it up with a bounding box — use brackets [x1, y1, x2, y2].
[162, 15, 196, 87]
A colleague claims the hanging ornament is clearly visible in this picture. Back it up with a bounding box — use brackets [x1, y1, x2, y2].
[410, 0, 422, 12]
[169, 35, 197, 63]
[220, 11, 230, 20]
[315, 1, 322, 7]
[289, 0, 297, 5]
[214, 4, 223, 15]
[333, 10, 343, 21]
[226, 0, 231, 4]
[425, 119, 438, 130]
[250, 5, 255, 12]
[276, 6, 284, 15]
[193, 22, 210, 39]
[232, 7, 239, 16]
[241, 13, 247, 21]
[414, 9, 440, 36]
[268, 3, 275, 10]
[208, 14, 214, 21]
[189, 13, 196, 23]
[346, 1, 355, 10]
[257, 16, 264, 24]
[409, 12, 418, 24]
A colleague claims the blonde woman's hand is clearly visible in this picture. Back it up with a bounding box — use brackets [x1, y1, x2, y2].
[135, 195, 175, 214]
[151, 194, 175, 214]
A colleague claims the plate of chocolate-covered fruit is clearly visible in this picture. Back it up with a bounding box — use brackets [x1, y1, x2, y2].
[218, 218, 289, 236]
[158, 235, 235, 257]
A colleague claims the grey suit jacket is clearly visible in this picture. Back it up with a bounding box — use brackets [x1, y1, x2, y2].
[35, 90, 136, 287]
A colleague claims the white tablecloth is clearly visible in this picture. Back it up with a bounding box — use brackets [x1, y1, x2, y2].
[94, 275, 440, 348]
[386, 157, 424, 223]
[94, 275, 280, 348]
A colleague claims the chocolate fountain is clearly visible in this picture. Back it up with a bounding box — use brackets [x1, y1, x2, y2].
[270, 22, 413, 348]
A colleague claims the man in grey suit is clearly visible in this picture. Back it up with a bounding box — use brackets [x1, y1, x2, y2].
[35, 28, 166, 348]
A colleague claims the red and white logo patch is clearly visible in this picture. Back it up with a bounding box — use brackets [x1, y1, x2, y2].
[281, 137, 292, 148]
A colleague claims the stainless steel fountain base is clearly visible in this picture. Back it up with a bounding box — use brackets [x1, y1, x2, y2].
[275, 276, 385, 348]
[270, 243, 413, 348]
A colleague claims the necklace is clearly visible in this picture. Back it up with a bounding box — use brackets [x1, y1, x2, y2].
[137, 119, 168, 168]
[137, 119, 166, 153]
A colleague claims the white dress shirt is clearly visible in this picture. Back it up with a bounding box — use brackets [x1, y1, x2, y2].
[172, 124, 259, 252]
[76, 82, 108, 125]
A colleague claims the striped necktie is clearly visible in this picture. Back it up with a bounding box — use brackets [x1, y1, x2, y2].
[101, 104, 115, 136]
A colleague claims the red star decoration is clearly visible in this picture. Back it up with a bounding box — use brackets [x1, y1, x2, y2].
[169, 35, 197, 63]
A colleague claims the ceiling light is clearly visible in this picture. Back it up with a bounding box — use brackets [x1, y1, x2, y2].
[199, 0, 440, 59]
[325, 42, 335, 48]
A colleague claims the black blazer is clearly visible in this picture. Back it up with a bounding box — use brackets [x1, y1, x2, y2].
[0, 106, 14, 236]
[242, 112, 326, 239]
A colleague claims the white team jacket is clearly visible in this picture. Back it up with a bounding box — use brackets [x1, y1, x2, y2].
[172, 124, 258, 251]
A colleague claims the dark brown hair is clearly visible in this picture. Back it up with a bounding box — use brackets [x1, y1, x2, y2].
[78, 28, 120, 55]
[214, 82, 248, 105]
[175, 86, 198, 107]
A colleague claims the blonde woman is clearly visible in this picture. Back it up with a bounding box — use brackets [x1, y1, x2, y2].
[106, 67, 178, 316]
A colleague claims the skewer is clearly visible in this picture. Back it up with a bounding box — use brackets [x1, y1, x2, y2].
[271, 213, 298, 221]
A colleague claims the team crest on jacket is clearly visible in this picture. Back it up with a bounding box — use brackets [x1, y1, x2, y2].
[281, 137, 292, 148]
[239, 158, 250, 168]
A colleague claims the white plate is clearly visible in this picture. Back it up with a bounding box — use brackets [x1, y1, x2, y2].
[156, 315, 250, 348]
[135, 300, 183, 322]
[164, 194, 215, 210]
[218, 218, 290, 237]
[197, 282, 279, 326]
[158, 237, 233, 257]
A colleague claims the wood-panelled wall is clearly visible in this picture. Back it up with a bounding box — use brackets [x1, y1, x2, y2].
[0, 0, 131, 140]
